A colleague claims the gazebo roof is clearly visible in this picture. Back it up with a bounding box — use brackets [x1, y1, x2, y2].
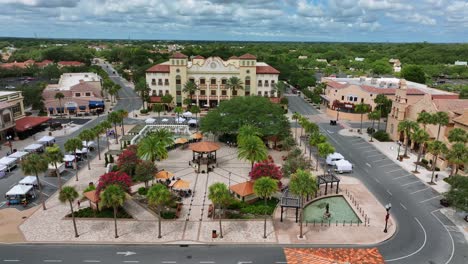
[83, 190, 99, 203]
[189, 141, 220, 153]
[230, 181, 254, 197]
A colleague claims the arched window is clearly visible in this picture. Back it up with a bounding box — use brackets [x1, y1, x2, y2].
[176, 75, 181, 85]
[199, 78, 206, 85]
[245, 76, 251, 86]
[258, 80, 262, 87]
[211, 78, 217, 85]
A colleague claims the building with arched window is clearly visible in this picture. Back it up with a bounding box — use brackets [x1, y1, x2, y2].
[146, 53, 280, 107]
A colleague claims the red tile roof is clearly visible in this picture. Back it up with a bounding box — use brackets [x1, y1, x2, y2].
[239, 53, 257, 60]
[230, 181, 254, 197]
[171, 52, 188, 59]
[433, 99, 468, 114]
[256, 65, 280, 74]
[15, 116, 51, 132]
[229, 56, 239, 60]
[149, 96, 162, 103]
[361, 85, 425, 95]
[326, 80, 347, 89]
[146, 64, 170, 73]
[284, 248, 385, 264]
[193, 55, 204, 59]
[84, 190, 99, 203]
[0, 62, 29, 69]
[58, 61, 84, 67]
[35, 60, 53, 68]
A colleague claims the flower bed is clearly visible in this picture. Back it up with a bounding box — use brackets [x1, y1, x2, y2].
[67, 207, 132, 219]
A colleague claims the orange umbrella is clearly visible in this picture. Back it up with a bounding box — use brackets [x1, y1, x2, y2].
[191, 132, 203, 139]
[174, 138, 188, 144]
[172, 179, 190, 190]
[155, 170, 174, 179]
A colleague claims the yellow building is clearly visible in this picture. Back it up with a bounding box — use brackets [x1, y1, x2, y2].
[0, 91, 25, 140]
[146, 53, 280, 107]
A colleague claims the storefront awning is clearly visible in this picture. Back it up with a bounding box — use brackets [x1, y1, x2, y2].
[89, 101, 104, 107]
[79, 106, 87, 110]
[67, 106, 76, 110]
[15, 116, 51, 132]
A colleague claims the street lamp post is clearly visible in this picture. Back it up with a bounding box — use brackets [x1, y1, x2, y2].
[396, 141, 402, 160]
[228, 172, 231, 188]
[336, 107, 340, 122]
[6, 135, 13, 153]
[383, 203, 392, 233]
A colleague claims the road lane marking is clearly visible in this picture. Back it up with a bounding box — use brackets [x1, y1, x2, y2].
[419, 195, 442, 203]
[199, 262, 215, 264]
[401, 181, 420, 186]
[3, 260, 20, 262]
[393, 174, 412, 180]
[367, 154, 385, 158]
[386, 189, 392, 196]
[83, 261, 101, 263]
[44, 261, 62, 263]
[410, 187, 430, 194]
[41, 180, 57, 188]
[237, 262, 253, 264]
[374, 178, 381, 183]
[378, 163, 394, 167]
[400, 203, 407, 210]
[431, 210, 455, 264]
[123, 261, 139, 263]
[386, 168, 404, 173]
[356, 145, 372, 149]
[366, 163, 372, 168]
[162, 262, 177, 264]
[0, 201, 6, 208]
[385, 217, 426, 262]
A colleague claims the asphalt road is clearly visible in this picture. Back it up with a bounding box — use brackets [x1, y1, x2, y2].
[287, 93, 468, 264]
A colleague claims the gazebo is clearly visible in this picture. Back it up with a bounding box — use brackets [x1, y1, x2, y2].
[316, 173, 340, 196]
[280, 187, 302, 223]
[189, 141, 220, 173]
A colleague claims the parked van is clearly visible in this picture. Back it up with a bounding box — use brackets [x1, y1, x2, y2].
[334, 159, 353, 174]
[326, 152, 344, 166]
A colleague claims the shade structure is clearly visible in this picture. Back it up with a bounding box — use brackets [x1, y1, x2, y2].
[188, 119, 198, 125]
[145, 118, 156, 124]
[15, 116, 51, 132]
[161, 118, 169, 122]
[174, 138, 188, 144]
[19, 176, 37, 186]
[172, 179, 190, 190]
[38, 135, 55, 144]
[189, 141, 219, 153]
[155, 170, 174, 180]
[191, 132, 203, 139]
[175, 117, 186, 123]
[182, 111, 192, 118]
[6, 184, 33, 196]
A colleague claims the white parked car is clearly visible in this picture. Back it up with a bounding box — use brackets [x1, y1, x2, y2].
[326, 152, 344, 166]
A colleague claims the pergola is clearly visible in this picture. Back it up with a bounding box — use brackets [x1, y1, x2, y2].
[316, 173, 340, 196]
[189, 141, 220, 173]
[280, 187, 302, 223]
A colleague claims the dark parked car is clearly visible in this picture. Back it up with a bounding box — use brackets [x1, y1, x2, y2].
[49, 122, 63, 131]
[440, 198, 450, 207]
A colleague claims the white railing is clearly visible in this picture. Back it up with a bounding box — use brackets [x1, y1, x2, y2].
[130, 124, 190, 145]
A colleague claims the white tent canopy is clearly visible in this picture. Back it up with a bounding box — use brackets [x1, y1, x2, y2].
[19, 176, 37, 186]
[0, 164, 7, 172]
[37, 136, 55, 144]
[182, 111, 192, 118]
[75, 148, 88, 154]
[328, 152, 344, 160]
[161, 118, 169, 122]
[175, 117, 186, 123]
[64, 155, 75, 162]
[188, 119, 198, 125]
[9, 151, 29, 160]
[0, 157, 17, 166]
[82, 141, 96, 148]
[334, 159, 353, 173]
[24, 143, 43, 152]
[145, 118, 156, 124]
[6, 184, 33, 196]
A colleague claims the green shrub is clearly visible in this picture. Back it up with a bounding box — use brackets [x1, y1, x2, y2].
[68, 207, 132, 218]
[421, 159, 429, 165]
[161, 211, 176, 219]
[367, 127, 376, 134]
[435, 167, 440, 171]
[226, 199, 244, 210]
[137, 187, 147, 195]
[82, 185, 96, 195]
[372, 131, 391, 142]
[140, 109, 148, 114]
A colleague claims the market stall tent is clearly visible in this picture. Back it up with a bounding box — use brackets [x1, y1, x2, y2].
[8, 151, 29, 160]
[24, 143, 44, 153]
[19, 176, 38, 186]
[145, 118, 156, 124]
[37, 136, 55, 145]
[0, 156, 18, 171]
[6, 184, 33, 196]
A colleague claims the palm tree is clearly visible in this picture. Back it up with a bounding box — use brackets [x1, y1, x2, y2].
[134, 78, 150, 110]
[226, 76, 243, 97]
[100, 120, 112, 151]
[417, 112, 433, 133]
[292, 112, 302, 141]
[410, 128, 430, 173]
[354, 103, 370, 134]
[78, 129, 95, 170]
[102, 79, 114, 99]
[208, 182, 231, 239]
[298, 116, 309, 146]
[161, 94, 173, 111]
[367, 110, 381, 142]
[253, 177, 278, 239]
[397, 120, 419, 158]
[303, 122, 319, 154]
[427, 140, 448, 184]
[271, 81, 286, 98]
[309, 132, 327, 170]
[289, 169, 317, 238]
[182, 80, 199, 106]
[237, 135, 268, 170]
[55, 92, 65, 117]
[448, 128, 467, 145]
[237, 124, 262, 145]
[446, 143, 468, 176]
[100, 184, 126, 238]
[153, 104, 165, 122]
[21, 153, 49, 210]
[92, 125, 104, 160]
[174, 106, 183, 121]
[64, 138, 83, 181]
[116, 109, 128, 137]
[317, 142, 335, 174]
[107, 112, 122, 144]
[45, 145, 64, 191]
[432, 111, 450, 140]
[152, 128, 174, 146]
[138, 132, 171, 163]
[190, 105, 201, 131]
[108, 84, 121, 104]
[147, 184, 171, 238]
[58, 186, 79, 237]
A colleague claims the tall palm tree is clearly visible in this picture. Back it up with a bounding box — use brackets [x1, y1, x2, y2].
[100, 184, 126, 238]
[410, 128, 430, 173]
[182, 80, 199, 106]
[298, 116, 309, 146]
[446, 143, 468, 176]
[152, 128, 174, 146]
[397, 120, 419, 158]
[58, 186, 79, 237]
[448, 128, 467, 145]
[292, 112, 302, 141]
[134, 78, 150, 110]
[78, 129, 95, 170]
[309, 132, 327, 170]
[317, 142, 335, 174]
[417, 112, 433, 133]
[21, 153, 49, 210]
[138, 133, 169, 163]
[45, 145, 64, 191]
[55, 92, 65, 118]
[91, 125, 104, 160]
[354, 103, 370, 134]
[253, 177, 278, 239]
[237, 124, 262, 145]
[107, 112, 122, 144]
[432, 111, 450, 140]
[226, 76, 243, 97]
[116, 109, 128, 137]
[100, 120, 112, 151]
[108, 84, 121, 105]
[64, 138, 83, 181]
[208, 182, 231, 239]
[427, 140, 448, 184]
[367, 110, 381, 142]
[174, 106, 183, 121]
[190, 105, 201, 131]
[237, 135, 268, 170]
[289, 169, 317, 239]
[153, 104, 165, 122]
[147, 184, 171, 238]
[161, 94, 174, 111]
[303, 122, 319, 154]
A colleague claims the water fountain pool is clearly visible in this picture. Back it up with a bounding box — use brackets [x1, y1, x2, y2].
[303, 195, 361, 224]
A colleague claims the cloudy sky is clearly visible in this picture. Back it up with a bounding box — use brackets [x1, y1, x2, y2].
[1, 0, 467, 42]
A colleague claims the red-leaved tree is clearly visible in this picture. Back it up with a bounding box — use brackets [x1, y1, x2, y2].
[249, 161, 283, 187]
[117, 145, 140, 177]
[96, 171, 133, 195]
